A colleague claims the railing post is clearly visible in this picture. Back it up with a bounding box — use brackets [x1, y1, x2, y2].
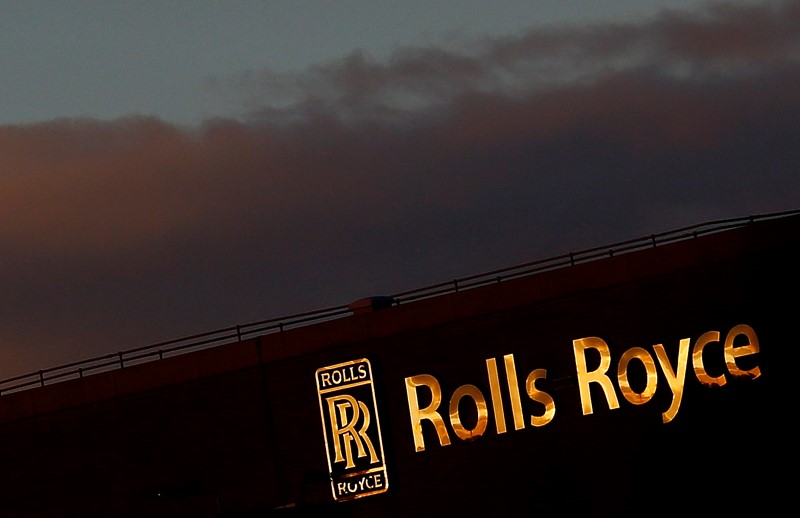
[119, 352, 125, 369]
[454, 279, 459, 292]
[570, 252, 575, 266]
[78, 368, 83, 378]
[236, 325, 242, 341]
[39, 370, 45, 387]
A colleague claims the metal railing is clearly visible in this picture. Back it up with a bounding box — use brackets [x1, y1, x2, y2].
[2, 208, 797, 395]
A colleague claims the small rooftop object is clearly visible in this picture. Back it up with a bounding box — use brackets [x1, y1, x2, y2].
[348, 295, 397, 314]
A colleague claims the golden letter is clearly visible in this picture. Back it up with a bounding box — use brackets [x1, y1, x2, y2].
[355, 401, 378, 463]
[573, 337, 620, 415]
[405, 374, 451, 452]
[724, 324, 761, 380]
[692, 331, 725, 387]
[525, 368, 555, 427]
[617, 347, 657, 405]
[653, 339, 690, 424]
[449, 384, 489, 441]
[486, 358, 507, 434]
[503, 354, 526, 431]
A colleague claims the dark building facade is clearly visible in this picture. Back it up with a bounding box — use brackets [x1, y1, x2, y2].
[0, 211, 797, 517]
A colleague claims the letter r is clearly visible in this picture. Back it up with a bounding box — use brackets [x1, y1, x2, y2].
[573, 337, 621, 414]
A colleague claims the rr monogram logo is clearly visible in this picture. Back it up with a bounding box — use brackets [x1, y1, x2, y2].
[326, 394, 378, 468]
[316, 359, 389, 501]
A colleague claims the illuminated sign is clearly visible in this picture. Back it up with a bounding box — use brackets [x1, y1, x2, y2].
[314, 324, 762, 502]
[405, 354, 555, 452]
[405, 323, 761, 451]
[316, 358, 389, 501]
[572, 323, 760, 423]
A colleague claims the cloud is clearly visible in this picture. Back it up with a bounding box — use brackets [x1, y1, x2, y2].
[1, 0, 799, 380]
[230, 0, 800, 121]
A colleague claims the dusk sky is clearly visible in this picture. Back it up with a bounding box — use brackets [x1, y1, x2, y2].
[1, 0, 799, 381]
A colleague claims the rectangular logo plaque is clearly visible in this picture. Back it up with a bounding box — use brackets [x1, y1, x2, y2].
[316, 358, 389, 501]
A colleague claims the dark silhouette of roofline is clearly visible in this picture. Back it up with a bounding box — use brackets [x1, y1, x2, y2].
[2, 208, 798, 395]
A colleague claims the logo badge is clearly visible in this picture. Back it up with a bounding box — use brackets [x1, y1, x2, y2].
[316, 358, 389, 501]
